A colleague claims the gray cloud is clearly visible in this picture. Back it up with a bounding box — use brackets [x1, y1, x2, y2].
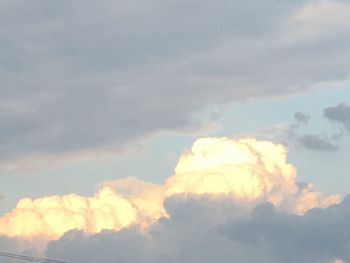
[223, 198, 350, 262]
[44, 195, 350, 263]
[286, 111, 342, 152]
[288, 112, 311, 138]
[1, 0, 350, 171]
[293, 102, 350, 152]
[297, 134, 338, 151]
[324, 103, 350, 130]
[0, 236, 41, 263]
[294, 112, 310, 125]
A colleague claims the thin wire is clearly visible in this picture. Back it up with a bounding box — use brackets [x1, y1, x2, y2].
[0, 251, 68, 263]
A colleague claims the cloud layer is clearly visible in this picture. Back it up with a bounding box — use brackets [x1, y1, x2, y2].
[0, 137, 338, 243]
[1, 0, 350, 172]
[45, 196, 350, 263]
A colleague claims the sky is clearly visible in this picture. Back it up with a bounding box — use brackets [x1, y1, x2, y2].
[1, 0, 350, 262]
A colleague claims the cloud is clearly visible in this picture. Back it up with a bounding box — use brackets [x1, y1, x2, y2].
[289, 102, 350, 152]
[288, 111, 311, 139]
[165, 137, 338, 213]
[286, 111, 342, 152]
[294, 112, 310, 125]
[0, 188, 142, 239]
[286, 0, 350, 41]
[44, 196, 350, 263]
[0, 137, 338, 241]
[222, 197, 350, 263]
[324, 103, 350, 130]
[297, 134, 339, 151]
[0, 236, 43, 262]
[1, 0, 350, 173]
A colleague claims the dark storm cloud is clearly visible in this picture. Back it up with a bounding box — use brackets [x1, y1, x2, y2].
[44, 195, 350, 263]
[1, 0, 350, 171]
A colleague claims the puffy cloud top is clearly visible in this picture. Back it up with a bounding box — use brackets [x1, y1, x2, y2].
[0, 188, 138, 239]
[0, 137, 339, 240]
[166, 138, 297, 202]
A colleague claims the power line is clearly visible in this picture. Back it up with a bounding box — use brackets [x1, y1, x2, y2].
[0, 251, 68, 263]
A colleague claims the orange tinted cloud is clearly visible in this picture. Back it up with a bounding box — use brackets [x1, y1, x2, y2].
[166, 137, 339, 213]
[0, 137, 340, 240]
[0, 188, 137, 239]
